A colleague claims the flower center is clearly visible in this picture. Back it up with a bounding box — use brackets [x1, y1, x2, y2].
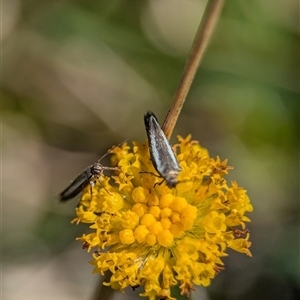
[119, 187, 198, 247]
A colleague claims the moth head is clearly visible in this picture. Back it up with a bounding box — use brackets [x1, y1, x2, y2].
[165, 170, 179, 188]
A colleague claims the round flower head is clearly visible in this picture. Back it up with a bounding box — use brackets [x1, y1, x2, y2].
[73, 135, 253, 300]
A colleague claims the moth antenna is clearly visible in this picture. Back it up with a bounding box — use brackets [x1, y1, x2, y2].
[97, 138, 129, 163]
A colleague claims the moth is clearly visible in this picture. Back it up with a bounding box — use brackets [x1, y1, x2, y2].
[59, 140, 126, 202]
[144, 111, 181, 188]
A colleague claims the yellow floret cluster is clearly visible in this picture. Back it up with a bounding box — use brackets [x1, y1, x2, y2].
[73, 135, 253, 300]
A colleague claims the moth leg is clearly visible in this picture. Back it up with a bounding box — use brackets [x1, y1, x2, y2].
[154, 178, 165, 188]
[140, 171, 165, 187]
[96, 175, 112, 195]
[89, 180, 95, 197]
[139, 171, 161, 178]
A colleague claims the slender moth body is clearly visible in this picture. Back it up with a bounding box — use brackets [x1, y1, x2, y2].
[59, 166, 94, 201]
[59, 140, 127, 202]
[144, 111, 181, 188]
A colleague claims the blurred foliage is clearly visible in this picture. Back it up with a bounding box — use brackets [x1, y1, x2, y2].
[2, 0, 299, 300]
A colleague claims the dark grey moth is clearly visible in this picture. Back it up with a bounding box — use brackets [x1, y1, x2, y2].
[59, 141, 126, 202]
[144, 111, 181, 188]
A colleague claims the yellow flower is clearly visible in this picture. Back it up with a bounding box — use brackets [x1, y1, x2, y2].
[74, 135, 253, 300]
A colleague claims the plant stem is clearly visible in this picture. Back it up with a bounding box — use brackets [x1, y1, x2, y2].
[162, 0, 225, 139]
[92, 273, 115, 300]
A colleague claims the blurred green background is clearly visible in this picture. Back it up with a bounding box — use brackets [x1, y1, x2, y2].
[2, 0, 299, 300]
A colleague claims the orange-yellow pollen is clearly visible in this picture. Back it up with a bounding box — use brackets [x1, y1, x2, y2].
[161, 207, 172, 218]
[149, 221, 163, 235]
[160, 194, 174, 208]
[157, 229, 173, 247]
[170, 212, 181, 224]
[149, 206, 161, 219]
[128, 193, 200, 246]
[119, 229, 135, 244]
[132, 203, 148, 217]
[121, 210, 139, 229]
[170, 197, 188, 212]
[134, 225, 149, 243]
[140, 214, 156, 227]
[132, 187, 149, 203]
[161, 217, 172, 229]
[145, 233, 156, 246]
